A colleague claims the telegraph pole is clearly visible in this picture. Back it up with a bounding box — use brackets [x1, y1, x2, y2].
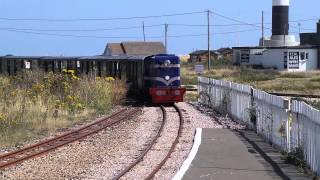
[261, 11, 265, 46]
[165, 23, 168, 53]
[143, 21, 146, 42]
[207, 10, 211, 70]
[298, 23, 301, 41]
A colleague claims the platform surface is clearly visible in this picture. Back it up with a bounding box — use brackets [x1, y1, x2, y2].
[183, 128, 312, 180]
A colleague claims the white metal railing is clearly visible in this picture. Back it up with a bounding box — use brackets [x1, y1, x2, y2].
[198, 76, 320, 175]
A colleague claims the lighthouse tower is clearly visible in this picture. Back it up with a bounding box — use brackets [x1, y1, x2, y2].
[261, 0, 299, 47]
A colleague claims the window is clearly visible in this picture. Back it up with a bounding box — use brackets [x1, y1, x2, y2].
[300, 52, 305, 60]
[306, 53, 309, 60]
[284, 52, 288, 69]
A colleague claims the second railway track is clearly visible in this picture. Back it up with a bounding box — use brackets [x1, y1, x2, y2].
[114, 104, 184, 180]
[0, 108, 140, 170]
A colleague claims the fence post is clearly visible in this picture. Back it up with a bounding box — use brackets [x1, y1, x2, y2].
[286, 99, 291, 152]
[250, 88, 256, 130]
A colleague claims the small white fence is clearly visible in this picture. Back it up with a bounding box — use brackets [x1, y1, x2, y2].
[198, 76, 320, 175]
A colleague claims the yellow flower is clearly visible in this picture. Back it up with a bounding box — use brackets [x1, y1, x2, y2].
[54, 100, 61, 109]
[66, 95, 74, 101]
[10, 91, 17, 97]
[0, 113, 6, 121]
[75, 103, 84, 110]
[71, 74, 79, 80]
[106, 77, 115, 82]
[67, 69, 75, 74]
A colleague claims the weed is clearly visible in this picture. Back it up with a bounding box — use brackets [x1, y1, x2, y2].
[283, 147, 307, 170]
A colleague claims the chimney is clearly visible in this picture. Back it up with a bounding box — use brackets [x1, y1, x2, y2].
[272, 0, 289, 36]
[317, 20, 320, 34]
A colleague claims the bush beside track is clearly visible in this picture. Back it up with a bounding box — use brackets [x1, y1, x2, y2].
[0, 70, 127, 148]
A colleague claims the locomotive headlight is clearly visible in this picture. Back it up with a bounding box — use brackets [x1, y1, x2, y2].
[164, 60, 171, 67]
[174, 90, 181, 96]
[165, 76, 170, 81]
[156, 90, 166, 96]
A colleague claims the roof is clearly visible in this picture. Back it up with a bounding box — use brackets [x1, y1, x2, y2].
[121, 41, 166, 56]
[103, 43, 125, 56]
[217, 48, 233, 54]
[78, 55, 146, 61]
[103, 41, 166, 56]
[189, 50, 218, 56]
[232, 45, 320, 50]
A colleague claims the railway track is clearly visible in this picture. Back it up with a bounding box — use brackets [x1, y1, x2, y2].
[113, 104, 184, 180]
[0, 108, 140, 170]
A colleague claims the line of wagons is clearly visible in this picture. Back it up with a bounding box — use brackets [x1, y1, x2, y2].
[0, 54, 186, 104]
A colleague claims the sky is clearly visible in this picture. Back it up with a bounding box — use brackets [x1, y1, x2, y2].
[0, 0, 319, 56]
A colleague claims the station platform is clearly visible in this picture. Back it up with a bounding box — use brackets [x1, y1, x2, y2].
[181, 129, 313, 180]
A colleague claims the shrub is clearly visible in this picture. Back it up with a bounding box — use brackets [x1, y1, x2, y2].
[0, 71, 127, 147]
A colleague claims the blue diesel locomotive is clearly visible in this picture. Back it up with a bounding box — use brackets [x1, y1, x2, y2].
[144, 54, 186, 103]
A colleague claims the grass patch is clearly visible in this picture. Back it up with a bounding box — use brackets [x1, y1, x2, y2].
[310, 77, 320, 82]
[235, 67, 278, 83]
[0, 70, 127, 148]
[279, 72, 309, 79]
[184, 92, 199, 102]
[181, 62, 320, 95]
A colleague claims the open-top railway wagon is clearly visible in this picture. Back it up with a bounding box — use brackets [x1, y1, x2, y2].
[0, 54, 185, 103]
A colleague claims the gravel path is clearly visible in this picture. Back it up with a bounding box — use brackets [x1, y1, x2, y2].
[0, 107, 160, 180]
[0, 102, 242, 180]
[120, 106, 180, 179]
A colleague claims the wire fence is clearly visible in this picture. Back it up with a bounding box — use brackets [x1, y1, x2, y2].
[198, 76, 320, 175]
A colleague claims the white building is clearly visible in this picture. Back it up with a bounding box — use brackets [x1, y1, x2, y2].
[233, 46, 319, 71]
[232, 0, 320, 71]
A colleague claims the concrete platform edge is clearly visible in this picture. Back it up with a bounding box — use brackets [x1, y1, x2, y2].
[172, 128, 202, 180]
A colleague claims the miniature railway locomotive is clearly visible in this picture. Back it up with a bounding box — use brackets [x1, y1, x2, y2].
[144, 54, 186, 103]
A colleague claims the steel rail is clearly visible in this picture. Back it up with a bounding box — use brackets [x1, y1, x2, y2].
[0, 108, 140, 170]
[145, 104, 184, 180]
[113, 104, 184, 180]
[113, 106, 167, 180]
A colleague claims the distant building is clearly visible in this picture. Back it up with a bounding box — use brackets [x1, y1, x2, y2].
[103, 43, 125, 56]
[189, 50, 218, 63]
[189, 48, 233, 63]
[216, 48, 233, 60]
[300, 20, 320, 46]
[232, 0, 320, 72]
[103, 41, 166, 56]
[233, 19, 320, 71]
[233, 46, 319, 71]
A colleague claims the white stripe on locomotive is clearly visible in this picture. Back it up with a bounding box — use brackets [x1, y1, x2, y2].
[144, 76, 181, 86]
